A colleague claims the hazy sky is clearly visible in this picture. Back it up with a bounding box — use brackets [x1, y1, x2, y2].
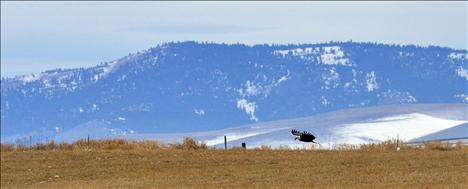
[1, 1, 467, 76]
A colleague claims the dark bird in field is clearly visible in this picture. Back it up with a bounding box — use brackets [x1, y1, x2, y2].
[291, 129, 317, 143]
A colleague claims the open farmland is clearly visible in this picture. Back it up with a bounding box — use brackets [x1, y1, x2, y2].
[1, 140, 468, 189]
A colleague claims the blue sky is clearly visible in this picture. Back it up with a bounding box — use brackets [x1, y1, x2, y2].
[1, 1, 467, 77]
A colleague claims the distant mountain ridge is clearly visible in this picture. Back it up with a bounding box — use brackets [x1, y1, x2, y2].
[1, 41, 467, 143]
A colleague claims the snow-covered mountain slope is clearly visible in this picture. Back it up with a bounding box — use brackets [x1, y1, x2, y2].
[121, 104, 467, 149]
[410, 123, 468, 143]
[1, 41, 467, 143]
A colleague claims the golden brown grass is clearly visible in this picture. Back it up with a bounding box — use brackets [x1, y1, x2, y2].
[1, 138, 209, 152]
[1, 139, 467, 189]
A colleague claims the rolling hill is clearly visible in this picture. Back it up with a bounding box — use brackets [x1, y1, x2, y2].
[124, 104, 468, 148]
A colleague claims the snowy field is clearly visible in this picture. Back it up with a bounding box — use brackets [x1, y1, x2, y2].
[125, 104, 467, 149]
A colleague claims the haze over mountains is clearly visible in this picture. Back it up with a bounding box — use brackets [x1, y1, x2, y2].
[1, 41, 467, 144]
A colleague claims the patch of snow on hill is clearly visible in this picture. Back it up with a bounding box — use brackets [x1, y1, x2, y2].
[320, 46, 350, 66]
[20, 73, 43, 83]
[236, 99, 259, 122]
[194, 109, 205, 116]
[320, 96, 331, 106]
[321, 67, 340, 89]
[100, 61, 120, 77]
[378, 90, 417, 104]
[365, 71, 379, 92]
[448, 52, 468, 60]
[454, 94, 468, 102]
[455, 66, 468, 80]
[273, 47, 319, 57]
[242, 80, 261, 96]
[238, 71, 290, 98]
[333, 113, 467, 144]
[92, 60, 126, 82]
[410, 123, 468, 142]
[273, 46, 350, 66]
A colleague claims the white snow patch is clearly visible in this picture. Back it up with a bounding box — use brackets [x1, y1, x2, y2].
[42, 79, 53, 88]
[321, 96, 330, 106]
[121, 104, 151, 112]
[100, 61, 119, 77]
[90, 61, 122, 82]
[238, 70, 290, 98]
[378, 90, 417, 104]
[236, 99, 259, 122]
[277, 75, 288, 83]
[117, 74, 127, 81]
[455, 67, 468, 80]
[365, 71, 379, 92]
[277, 70, 291, 84]
[244, 80, 260, 96]
[91, 104, 98, 111]
[194, 109, 205, 116]
[334, 113, 467, 144]
[273, 47, 319, 57]
[20, 73, 42, 83]
[238, 80, 262, 97]
[320, 46, 350, 66]
[321, 67, 340, 89]
[407, 95, 417, 103]
[448, 52, 468, 60]
[273, 46, 350, 66]
[454, 94, 468, 102]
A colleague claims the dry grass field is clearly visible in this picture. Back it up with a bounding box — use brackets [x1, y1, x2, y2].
[1, 139, 468, 189]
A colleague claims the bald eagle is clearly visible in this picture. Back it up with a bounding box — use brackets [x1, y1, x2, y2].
[291, 129, 316, 143]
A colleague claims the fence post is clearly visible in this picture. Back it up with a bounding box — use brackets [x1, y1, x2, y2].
[87, 135, 90, 147]
[224, 135, 227, 150]
[29, 135, 32, 148]
[396, 133, 400, 151]
[241, 142, 246, 149]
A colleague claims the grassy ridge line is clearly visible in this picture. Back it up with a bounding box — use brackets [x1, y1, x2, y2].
[1, 138, 207, 151]
[2, 138, 467, 152]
